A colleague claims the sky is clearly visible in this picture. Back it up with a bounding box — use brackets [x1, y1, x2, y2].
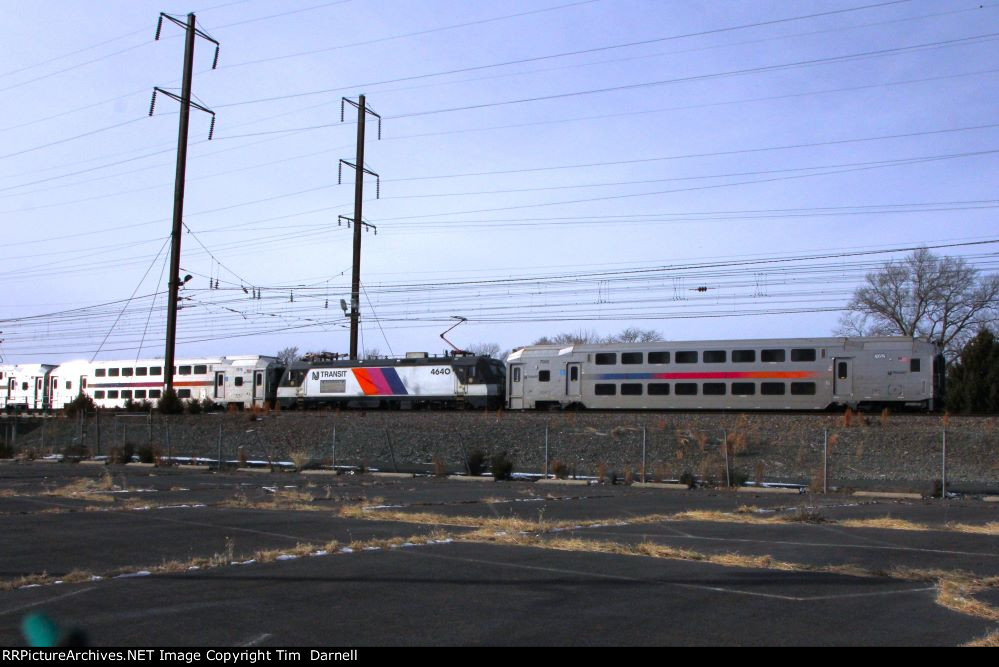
[1, 0, 997, 364]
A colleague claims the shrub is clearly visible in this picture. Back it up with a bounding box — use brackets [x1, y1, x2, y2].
[110, 443, 135, 465]
[137, 445, 158, 464]
[466, 450, 486, 476]
[64, 394, 96, 417]
[186, 398, 203, 415]
[728, 468, 749, 487]
[433, 457, 448, 477]
[551, 459, 569, 479]
[157, 389, 184, 415]
[679, 471, 697, 489]
[490, 451, 513, 481]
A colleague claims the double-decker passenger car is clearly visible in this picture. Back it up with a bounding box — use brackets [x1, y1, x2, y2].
[506, 337, 942, 411]
[47, 356, 282, 411]
[277, 352, 506, 409]
[1, 364, 56, 411]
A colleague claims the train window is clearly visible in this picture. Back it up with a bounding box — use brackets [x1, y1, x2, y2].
[703, 383, 726, 395]
[95, 369, 106, 377]
[569, 366, 578, 382]
[791, 349, 816, 362]
[150, 367, 162, 376]
[675, 383, 697, 395]
[732, 350, 756, 363]
[107, 390, 119, 399]
[838, 362, 848, 380]
[136, 367, 147, 376]
[790, 382, 816, 395]
[910, 359, 921, 372]
[732, 383, 755, 395]
[513, 368, 521, 382]
[65, 381, 72, 390]
[122, 368, 133, 377]
[704, 351, 726, 364]
[761, 349, 785, 363]
[121, 390, 132, 399]
[256, 374, 263, 386]
[594, 384, 616, 395]
[648, 383, 670, 395]
[149, 390, 161, 399]
[94, 391, 105, 399]
[595, 353, 617, 365]
[194, 365, 208, 374]
[621, 383, 642, 395]
[135, 390, 146, 399]
[109, 368, 120, 377]
[22, 382, 28, 391]
[179, 366, 192, 376]
[538, 370, 550, 382]
[217, 375, 224, 387]
[82, 379, 87, 389]
[676, 351, 697, 364]
[648, 351, 669, 364]
[622, 352, 643, 365]
[761, 382, 785, 395]
[235, 377, 244, 387]
[178, 389, 191, 398]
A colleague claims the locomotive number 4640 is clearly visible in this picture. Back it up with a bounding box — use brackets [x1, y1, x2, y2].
[430, 368, 451, 376]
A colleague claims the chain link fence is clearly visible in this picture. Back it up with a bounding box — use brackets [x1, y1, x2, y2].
[2, 412, 997, 493]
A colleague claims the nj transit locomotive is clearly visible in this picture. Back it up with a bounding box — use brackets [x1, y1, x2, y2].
[276, 352, 506, 409]
[507, 336, 943, 411]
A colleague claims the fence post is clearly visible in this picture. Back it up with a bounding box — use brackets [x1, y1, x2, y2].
[96, 411, 101, 456]
[823, 429, 828, 494]
[217, 419, 223, 471]
[641, 426, 647, 483]
[331, 422, 337, 471]
[722, 429, 730, 488]
[544, 425, 549, 479]
[941, 428, 947, 499]
[11, 415, 16, 450]
[384, 427, 398, 473]
[457, 433, 469, 475]
[166, 419, 171, 465]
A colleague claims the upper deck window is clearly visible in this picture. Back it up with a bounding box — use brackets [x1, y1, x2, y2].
[595, 353, 617, 365]
[791, 349, 816, 362]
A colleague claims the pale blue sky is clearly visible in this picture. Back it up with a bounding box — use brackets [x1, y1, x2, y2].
[1, 0, 997, 362]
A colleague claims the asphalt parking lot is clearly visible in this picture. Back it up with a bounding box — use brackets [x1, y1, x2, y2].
[0, 462, 996, 646]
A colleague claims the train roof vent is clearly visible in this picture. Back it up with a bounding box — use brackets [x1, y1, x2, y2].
[405, 352, 429, 359]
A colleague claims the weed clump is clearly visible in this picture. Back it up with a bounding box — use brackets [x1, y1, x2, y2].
[64, 394, 96, 417]
[466, 450, 486, 476]
[679, 471, 697, 489]
[550, 459, 569, 479]
[157, 390, 183, 415]
[490, 451, 514, 481]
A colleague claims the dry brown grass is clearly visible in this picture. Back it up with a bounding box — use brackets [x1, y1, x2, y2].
[289, 450, 311, 470]
[0, 489, 19, 497]
[44, 472, 119, 503]
[964, 630, 999, 647]
[839, 517, 931, 532]
[947, 522, 999, 536]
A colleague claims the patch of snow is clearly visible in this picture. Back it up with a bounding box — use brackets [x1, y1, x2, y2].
[311, 550, 328, 557]
[89, 576, 103, 581]
[116, 571, 151, 579]
[238, 559, 256, 565]
[19, 584, 41, 589]
[339, 547, 354, 554]
[276, 554, 298, 561]
[362, 546, 381, 551]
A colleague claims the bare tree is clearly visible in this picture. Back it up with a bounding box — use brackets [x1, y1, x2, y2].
[836, 248, 999, 356]
[610, 327, 664, 343]
[276, 346, 300, 365]
[363, 348, 382, 359]
[534, 327, 665, 345]
[533, 329, 605, 345]
[466, 342, 502, 358]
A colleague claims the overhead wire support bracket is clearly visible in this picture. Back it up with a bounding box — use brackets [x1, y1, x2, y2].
[149, 88, 217, 139]
[338, 215, 377, 234]
[341, 97, 381, 139]
[156, 12, 220, 69]
[337, 160, 380, 198]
